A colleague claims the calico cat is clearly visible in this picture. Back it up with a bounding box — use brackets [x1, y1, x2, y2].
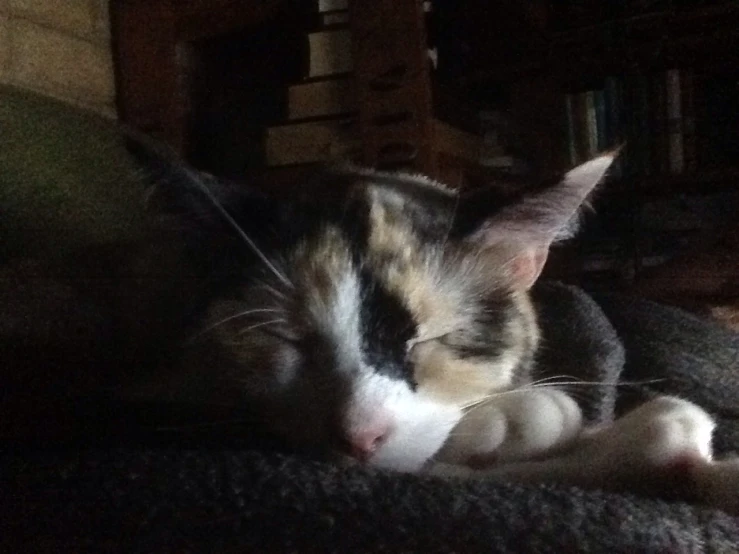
[3, 139, 738, 513]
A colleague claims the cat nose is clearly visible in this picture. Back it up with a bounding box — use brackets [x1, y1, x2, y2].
[342, 423, 392, 461]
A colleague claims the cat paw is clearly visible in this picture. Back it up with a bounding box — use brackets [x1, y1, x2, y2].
[437, 388, 583, 467]
[586, 396, 715, 468]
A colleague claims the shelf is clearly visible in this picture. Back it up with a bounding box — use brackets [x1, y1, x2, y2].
[459, 3, 739, 86]
[550, 4, 739, 45]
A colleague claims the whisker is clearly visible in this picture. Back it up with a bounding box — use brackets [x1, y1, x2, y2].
[255, 280, 289, 301]
[237, 319, 287, 335]
[194, 308, 284, 338]
[526, 374, 582, 387]
[185, 169, 294, 289]
[529, 381, 617, 389]
[460, 377, 667, 411]
[458, 378, 581, 410]
[528, 378, 666, 389]
[460, 388, 538, 410]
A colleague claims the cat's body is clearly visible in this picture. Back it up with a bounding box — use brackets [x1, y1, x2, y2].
[2, 139, 737, 514]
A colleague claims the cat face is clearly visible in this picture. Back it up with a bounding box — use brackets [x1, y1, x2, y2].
[134, 143, 614, 472]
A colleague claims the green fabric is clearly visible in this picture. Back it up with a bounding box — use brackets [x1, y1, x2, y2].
[0, 85, 147, 261]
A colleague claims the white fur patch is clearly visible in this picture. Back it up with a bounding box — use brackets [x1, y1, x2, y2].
[306, 258, 364, 373]
[360, 373, 463, 472]
[438, 388, 583, 465]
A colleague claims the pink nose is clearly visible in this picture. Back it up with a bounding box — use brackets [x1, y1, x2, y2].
[343, 424, 392, 461]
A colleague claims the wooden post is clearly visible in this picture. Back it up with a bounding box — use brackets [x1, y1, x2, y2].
[110, 0, 184, 151]
[349, 0, 436, 176]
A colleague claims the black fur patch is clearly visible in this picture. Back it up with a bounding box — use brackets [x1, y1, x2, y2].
[358, 268, 417, 387]
[441, 294, 514, 360]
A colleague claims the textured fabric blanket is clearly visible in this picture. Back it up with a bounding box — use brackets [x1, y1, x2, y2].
[3, 283, 739, 553]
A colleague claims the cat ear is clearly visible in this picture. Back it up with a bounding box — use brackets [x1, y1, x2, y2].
[123, 133, 275, 233]
[459, 153, 617, 289]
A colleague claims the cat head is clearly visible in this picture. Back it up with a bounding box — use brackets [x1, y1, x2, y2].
[131, 139, 615, 471]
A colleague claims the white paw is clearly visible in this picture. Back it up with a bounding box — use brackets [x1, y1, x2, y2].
[431, 394, 738, 514]
[437, 388, 583, 466]
[586, 396, 716, 468]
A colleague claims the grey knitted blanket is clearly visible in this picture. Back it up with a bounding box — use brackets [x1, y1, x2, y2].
[2, 283, 739, 553]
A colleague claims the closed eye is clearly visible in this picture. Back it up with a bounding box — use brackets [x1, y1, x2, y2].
[260, 326, 302, 345]
[406, 332, 450, 354]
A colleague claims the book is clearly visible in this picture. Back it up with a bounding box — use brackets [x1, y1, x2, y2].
[287, 78, 355, 119]
[594, 88, 607, 152]
[681, 69, 697, 172]
[560, 75, 681, 178]
[604, 76, 624, 177]
[665, 69, 684, 174]
[648, 73, 665, 175]
[307, 29, 353, 78]
[632, 74, 651, 176]
[565, 94, 578, 166]
[585, 90, 598, 157]
[570, 91, 591, 164]
[642, 75, 655, 175]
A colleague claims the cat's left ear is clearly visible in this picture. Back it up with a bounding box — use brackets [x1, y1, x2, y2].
[123, 132, 277, 234]
[459, 153, 617, 289]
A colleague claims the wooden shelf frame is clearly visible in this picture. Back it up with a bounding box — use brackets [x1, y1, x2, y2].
[111, 0, 291, 152]
[348, 0, 436, 176]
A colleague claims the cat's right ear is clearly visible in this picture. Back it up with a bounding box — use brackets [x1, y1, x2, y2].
[456, 153, 617, 289]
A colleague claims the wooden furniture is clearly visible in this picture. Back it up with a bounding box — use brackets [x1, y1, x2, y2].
[111, 1, 739, 312]
[444, 3, 739, 295]
[111, 0, 481, 188]
[348, 1, 435, 174]
[112, 0, 301, 155]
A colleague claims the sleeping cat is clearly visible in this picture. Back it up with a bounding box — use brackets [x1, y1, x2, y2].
[4, 139, 738, 514]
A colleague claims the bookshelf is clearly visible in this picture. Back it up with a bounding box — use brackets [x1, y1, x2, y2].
[439, 2, 739, 296]
[110, 0, 739, 306]
[112, 0, 484, 189]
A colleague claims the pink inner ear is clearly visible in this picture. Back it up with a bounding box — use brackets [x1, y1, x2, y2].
[511, 246, 550, 290]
